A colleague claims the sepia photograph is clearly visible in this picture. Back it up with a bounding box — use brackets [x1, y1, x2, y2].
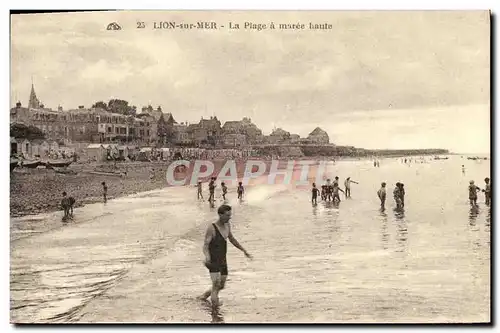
[9, 10, 490, 324]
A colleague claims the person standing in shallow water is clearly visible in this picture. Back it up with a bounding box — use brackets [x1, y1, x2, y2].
[344, 177, 359, 198]
[393, 183, 402, 209]
[399, 183, 406, 208]
[237, 182, 244, 200]
[221, 182, 228, 201]
[199, 204, 252, 308]
[483, 177, 491, 205]
[197, 181, 204, 200]
[332, 183, 345, 203]
[468, 180, 481, 206]
[311, 183, 319, 204]
[102, 182, 108, 203]
[377, 182, 387, 209]
[208, 177, 216, 202]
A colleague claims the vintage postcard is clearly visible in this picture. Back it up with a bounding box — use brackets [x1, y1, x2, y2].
[10, 10, 490, 324]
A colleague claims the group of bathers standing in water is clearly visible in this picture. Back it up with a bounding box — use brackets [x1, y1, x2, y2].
[196, 165, 491, 312]
[311, 176, 359, 205]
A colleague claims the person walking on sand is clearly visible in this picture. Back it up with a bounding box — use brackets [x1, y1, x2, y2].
[377, 182, 387, 209]
[102, 182, 108, 203]
[221, 182, 228, 201]
[344, 177, 359, 198]
[68, 195, 76, 218]
[197, 181, 204, 200]
[311, 183, 319, 205]
[61, 192, 71, 221]
[199, 204, 252, 308]
[237, 182, 244, 200]
[469, 180, 481, 206]
[483, 177, 491, 205]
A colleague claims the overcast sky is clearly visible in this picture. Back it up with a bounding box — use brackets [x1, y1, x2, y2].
[10, 11, 490, 153]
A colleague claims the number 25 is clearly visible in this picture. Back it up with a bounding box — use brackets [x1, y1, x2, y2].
[137, 22, 145, 29]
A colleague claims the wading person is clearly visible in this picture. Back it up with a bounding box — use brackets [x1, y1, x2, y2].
[394, 183, 402, 209]
[208, 177, 216, 203]
[311, 183, 319, 204]
[469, 180, 481, 206]
[199, 204, 252, 308]
[377, 182, 387, 209]
[221, 182, 228, 201]
[237, 182, 244, 200]
[344, 177, 359, 198]
[399, 183, 406, 208]
[332, 183, 344, 203]
[197, 181, 204, 200]
[483, 177, 491, 205]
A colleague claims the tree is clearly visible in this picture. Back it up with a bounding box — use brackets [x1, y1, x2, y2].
[10, 123, 45, 140]
[92, 101, 108, 110]
[91, 99, 137, 116]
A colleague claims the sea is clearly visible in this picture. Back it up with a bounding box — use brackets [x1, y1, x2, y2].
[10, 155, 491, 323]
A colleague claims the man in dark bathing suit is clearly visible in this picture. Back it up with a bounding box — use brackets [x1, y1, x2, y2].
[199, 204, 252, 308]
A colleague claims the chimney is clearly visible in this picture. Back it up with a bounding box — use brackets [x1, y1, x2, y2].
[15, 101, 21, 108]
[58, 105, 63, 112]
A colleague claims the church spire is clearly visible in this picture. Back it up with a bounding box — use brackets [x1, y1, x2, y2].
[28, 81, 40, 109]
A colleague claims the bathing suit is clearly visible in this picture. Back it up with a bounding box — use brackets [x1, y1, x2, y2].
[207, 224, 228, 275]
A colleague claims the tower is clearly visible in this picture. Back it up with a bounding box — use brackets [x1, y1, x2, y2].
[28, 82, 40, 109]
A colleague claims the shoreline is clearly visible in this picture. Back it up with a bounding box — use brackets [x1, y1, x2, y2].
[9, 154, 455, 218]
[10, 159, 276, 218]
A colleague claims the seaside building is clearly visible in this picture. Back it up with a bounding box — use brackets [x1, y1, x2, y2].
[268, 127, 291, 144]
[10, 84, 154, 145]
[307, 127, 330, 145]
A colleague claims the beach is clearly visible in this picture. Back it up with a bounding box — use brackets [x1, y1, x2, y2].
[10, 155, 490, 323]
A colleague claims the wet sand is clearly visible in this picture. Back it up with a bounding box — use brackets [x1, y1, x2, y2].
[10, 156, 490, 323]
[10, 159, 278, 216]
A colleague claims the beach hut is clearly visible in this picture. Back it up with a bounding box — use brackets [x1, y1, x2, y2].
[86, 143, 106, 162]
[31, 139, 47, 158]
[117, 145, 129, 160]
[19, 139, 32, 158]
[102, 144, 119, 160]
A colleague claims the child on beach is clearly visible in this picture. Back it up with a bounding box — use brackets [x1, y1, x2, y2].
[102, 182, 108, 203]
[483, 177, 491, 205]
[197, 181, 204, 200]
[311, 183, 319, 204]
[469, 180, 481, 206]
[221, 182, 228, 201]
[377, 182, 387, 209]
[332, 183, 345, 203]
[61, 192, 70, 221]
[237, 182, 244, 200]
[208, 177, 216, 202]
[344, 177, 359, 198]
